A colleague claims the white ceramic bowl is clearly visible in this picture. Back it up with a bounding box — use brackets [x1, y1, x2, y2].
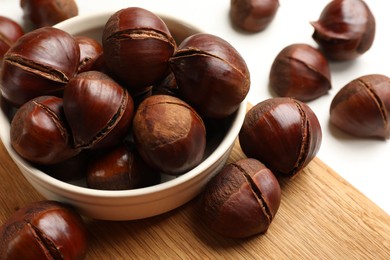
[0, 11, 247, 221]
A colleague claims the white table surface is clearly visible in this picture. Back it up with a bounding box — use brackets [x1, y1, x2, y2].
[1, 0, 389, 215]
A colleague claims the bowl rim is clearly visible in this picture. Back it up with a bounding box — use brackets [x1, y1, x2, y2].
[0, 10, 248, 199]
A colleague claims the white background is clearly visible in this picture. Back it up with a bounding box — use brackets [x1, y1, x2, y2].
[1, 0, 389, 215]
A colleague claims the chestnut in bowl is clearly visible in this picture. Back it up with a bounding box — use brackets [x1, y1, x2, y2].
[0, 11, 247, 221]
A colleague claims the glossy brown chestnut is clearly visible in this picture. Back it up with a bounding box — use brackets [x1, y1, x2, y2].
[102, 7, 177, 91]
[133, 95, 206, 175]
[269, 43, 331, 102]
[330, 74, 390, 139]
[239, 97, 322, 178]
[0, 16, 24, 60]
[87, 143, 161, 190]
[201, 158, 281, 238]
[10, 96, 79, 165]
[20, 0, 78, 28]
[169, 33, 250, 119]
[63, 71, 134, 150]
[1, 27, 80, 107]
[74, 35, 103, 73]
[311, 0, 375, 61]
[230, 0, 279, 32]
[0, 200, 87, 260]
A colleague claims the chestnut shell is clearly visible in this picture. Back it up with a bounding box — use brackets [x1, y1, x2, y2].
[102, 7, 177, 91]
[0, 200, 87, 260]
[311, 0, 375, 61]
[1, 27, 80, 107]
[20, 0, 78, 28]
[201, 158, 281, 238]
[169, 33, 250, 119]
[63, 71, 134, 149]
[133, 95, 206, 175]
[239, 97, 322, 177]
[230, 0, 280, 32]
[0, 16, 24, 60]
[330, 74, 390, 139]
[10, 96, 79, 165]
[269, 43, 331, 102]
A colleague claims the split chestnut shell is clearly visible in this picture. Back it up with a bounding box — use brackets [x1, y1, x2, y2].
[330, 74, 390, 139]
[311, 0, 375, 61]
[63, 71, 134, 149]
[0, 27, 80, 107]
[269, 43, 331, 102]
[169, 33, 250, 119]
[201, 158, 281, 238]
[102, 7, 176, 91]
[239, 97, 322, 177]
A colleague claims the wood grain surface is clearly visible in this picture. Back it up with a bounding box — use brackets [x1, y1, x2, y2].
[1, 138, 390, 259]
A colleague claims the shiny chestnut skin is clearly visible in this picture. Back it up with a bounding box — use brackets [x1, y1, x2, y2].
[63, 71, 134, 150]
[201, 158, 281, 238]
[10, 96, 79, 165]
[0, 200, 87, 260]
[133, 95, 206, 175]
[311, 0, 375, 61]
[230, 0, 279, 32]
[1, 27, 80, 107]
[169, 33, 250, 119]
[87, 143, 161, 190]
[20, 0, 78, 28]
[74, 35, 103, 73]
[239, 97, 322, 178]
[102, 7, 177, 92]
[330, 74, 390, 139]
[0, 16, 24, 61]
[269, 43, 331, 102]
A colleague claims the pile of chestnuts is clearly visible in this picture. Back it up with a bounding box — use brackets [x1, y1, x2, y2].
[1, 7, 250, 190]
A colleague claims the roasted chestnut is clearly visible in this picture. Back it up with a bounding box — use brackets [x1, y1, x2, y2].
[10, 96, 79, 165]
[20, 0, 78, 28]
[102, 7, 177, 92]
[239, 97, 322, 178]
[74, 35, 103, 73]
[169, 33, 250, 119]
[230, 0, 279, 32]
[87, 143, 161, 190]
[201, 158, 281, 238]
[330, 74, 390, 139]
[0, 200, 87, 260]
[311, 0, 375, 61]
[133, 95, 206, 175]
[0, 16, 24, 61]
[1, 27, 80, 107]
[269, 43, 331, 102]
[63, 71, 134, 150]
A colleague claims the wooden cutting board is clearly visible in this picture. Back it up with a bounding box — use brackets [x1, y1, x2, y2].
[1, 137, 389, 259]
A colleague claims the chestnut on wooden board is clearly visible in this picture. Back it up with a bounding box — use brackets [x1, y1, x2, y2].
[311, 0, 375, 61]
[269, 43, 331, 102]
[0, 27, 80, 107]
[0, 200, 87, 260]
[230, 0, 279, 32]
[0, 16, 24, 61]
[201, 158, 281, 238]
[239, 97, 322, 178]
[133, 94, 206, 175]
[169, 33, 250, 119]
[102, 7, 177, 92]
[330, 74, 390, 139]
[20, 0, 78, 28]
